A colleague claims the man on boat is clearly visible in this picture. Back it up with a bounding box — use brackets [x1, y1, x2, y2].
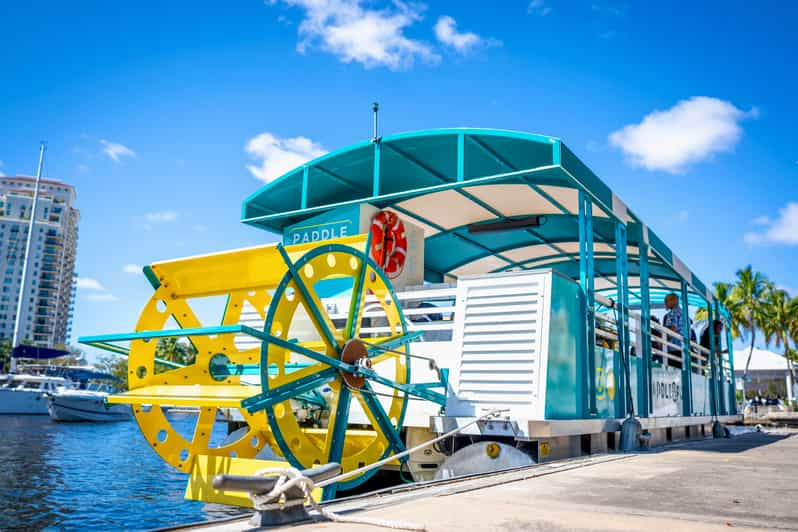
[700, 320, 727, 371]
[663, 293, 685, 365]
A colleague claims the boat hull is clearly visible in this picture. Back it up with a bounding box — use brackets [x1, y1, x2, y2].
[47, 394, 131, 422]
[0, 389, 49, 415]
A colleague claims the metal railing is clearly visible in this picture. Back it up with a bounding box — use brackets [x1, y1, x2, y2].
[594, 293, 730, 377]
[328, 284, 457, 342]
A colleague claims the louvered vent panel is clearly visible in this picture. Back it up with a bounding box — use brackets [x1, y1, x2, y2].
[454, 273, 547, 413]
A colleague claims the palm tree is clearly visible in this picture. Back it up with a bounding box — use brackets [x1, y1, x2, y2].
[733, 266, 771, 385]
[695, 281, 744, 339]
[762, 288, 798, 385]
[155, 337, 197, 366]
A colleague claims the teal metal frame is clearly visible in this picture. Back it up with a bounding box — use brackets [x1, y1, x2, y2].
[578, 190, 597, 416]
[680, 282, 693, 416]
[638, 233, 652, 417]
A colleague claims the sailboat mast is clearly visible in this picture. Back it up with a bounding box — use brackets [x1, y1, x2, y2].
[10, 142, 46, 373]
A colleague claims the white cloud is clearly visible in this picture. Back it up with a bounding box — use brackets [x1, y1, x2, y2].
[434, 16, 492, 54]
[76, 277, 105, 291]
[245, 132, 327, 183]
[77, 276, 118, 301]
[145, 211, 178, 223]
[676, 210, 689, 223]
[87, 292, 119, 302]
[122, 264, 142, 274]
[744, 202, 798, 246]
[528, 0, 552, 16]
[270, 0, 439, 70]
[193, 224, 208, 233]
[608, 97, 757, 174]
[99, 139, 136, 162]
[0, 160, 5, 177]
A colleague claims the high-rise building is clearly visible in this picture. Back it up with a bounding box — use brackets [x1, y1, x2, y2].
[0, 176, 79, 347]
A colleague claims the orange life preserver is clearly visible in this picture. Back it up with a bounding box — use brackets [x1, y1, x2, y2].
[370, 210, 407, 279]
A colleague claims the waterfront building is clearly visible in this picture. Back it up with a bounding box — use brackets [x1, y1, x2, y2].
[734, 347, 796, 403]
[0, 176, 79, 347]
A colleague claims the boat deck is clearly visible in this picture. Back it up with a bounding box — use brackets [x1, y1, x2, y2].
[182, 428, 798, 531]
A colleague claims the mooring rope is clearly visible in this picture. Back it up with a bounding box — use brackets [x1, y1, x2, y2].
[248, 409, 507, 531]
[249, 466, 426, 531]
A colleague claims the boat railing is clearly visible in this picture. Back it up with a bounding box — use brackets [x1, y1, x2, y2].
[594, 294, 726, 377]
[329, 284, 457, 342]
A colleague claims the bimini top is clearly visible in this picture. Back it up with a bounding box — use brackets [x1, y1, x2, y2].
[242, 128, 715, 308]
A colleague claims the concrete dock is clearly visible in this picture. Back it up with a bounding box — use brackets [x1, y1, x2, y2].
[186, 429, 798, 531]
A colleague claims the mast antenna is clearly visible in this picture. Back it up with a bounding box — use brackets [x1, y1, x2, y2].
[372, 102, 379, 141]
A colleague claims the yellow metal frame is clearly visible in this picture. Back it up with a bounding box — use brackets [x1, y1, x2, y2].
[107, 236, 369, 472]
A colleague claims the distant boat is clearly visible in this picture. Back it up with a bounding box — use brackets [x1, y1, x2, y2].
[0, 374, 76, 415]
[47, 383, 131, 422]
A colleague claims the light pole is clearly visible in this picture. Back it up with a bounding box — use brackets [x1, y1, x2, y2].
[10, 142, 46, 373]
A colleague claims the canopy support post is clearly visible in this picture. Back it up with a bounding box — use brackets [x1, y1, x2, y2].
[579, 191, 597, 416]
[725, 312, 737, 414]
[708, 301, 718, 418]
[457, 134, 465, 181]
[300, 167, 309, 209]
[638, 233, 652, 417]
[614, 222, 630, 418]
[372, 142, 381, 196]
[680, 281, 693, 416]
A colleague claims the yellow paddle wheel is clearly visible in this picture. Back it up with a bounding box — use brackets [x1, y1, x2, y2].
[80, 235, 447, 498]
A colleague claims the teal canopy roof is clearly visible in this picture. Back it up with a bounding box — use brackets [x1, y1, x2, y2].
[242, 128, 717, 307]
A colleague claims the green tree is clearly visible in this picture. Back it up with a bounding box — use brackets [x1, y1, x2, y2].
[155, 337, 197, 366]
[762, 288, 798, 387]
[0, 339, 11, 373]
[95, 355, 128, 390]
[695, 281, 745, 338]
[733, 266, 772, 382]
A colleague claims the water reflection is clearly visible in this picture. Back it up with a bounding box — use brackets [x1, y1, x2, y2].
[0, 415, 245, 531]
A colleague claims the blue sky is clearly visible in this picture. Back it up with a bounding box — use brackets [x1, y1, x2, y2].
[1, 0, 796, 361]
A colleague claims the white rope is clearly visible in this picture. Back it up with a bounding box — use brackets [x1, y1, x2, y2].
[247, 409, 507, 531]
[249, 466, 426, 531]
[318, 408, 507, 488]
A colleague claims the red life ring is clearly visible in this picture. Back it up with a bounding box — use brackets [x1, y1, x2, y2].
[370, 210, 407, 279]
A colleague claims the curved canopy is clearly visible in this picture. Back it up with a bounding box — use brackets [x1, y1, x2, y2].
[242, 128, 716, 308]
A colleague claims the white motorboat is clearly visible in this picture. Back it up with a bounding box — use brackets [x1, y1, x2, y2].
[47, 383, 131, 422]
[0, 374, 75, 415]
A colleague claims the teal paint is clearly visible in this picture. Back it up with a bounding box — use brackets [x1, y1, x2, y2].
[708, 302, 719, 417]
[301, 166, 309, 209]
[593, 347, 618, 418]
[691, 373, 712, 416]
[614, 223, 630, 417]
[372, 142, 381, 196]
[638, 239, 652, 417]
[256, 243, 411, 493]
[456, 134, 464, 181]
[142, 265, 160, 289]
[578, 190, 597, 415]
[726, 323, 737, 414]
[544, 273, 584, 419]
[680, 281, 693, 415]
[283, 204, 360, 245]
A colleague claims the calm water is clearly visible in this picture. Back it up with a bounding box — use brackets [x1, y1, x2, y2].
[0, 414, 246, 531]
